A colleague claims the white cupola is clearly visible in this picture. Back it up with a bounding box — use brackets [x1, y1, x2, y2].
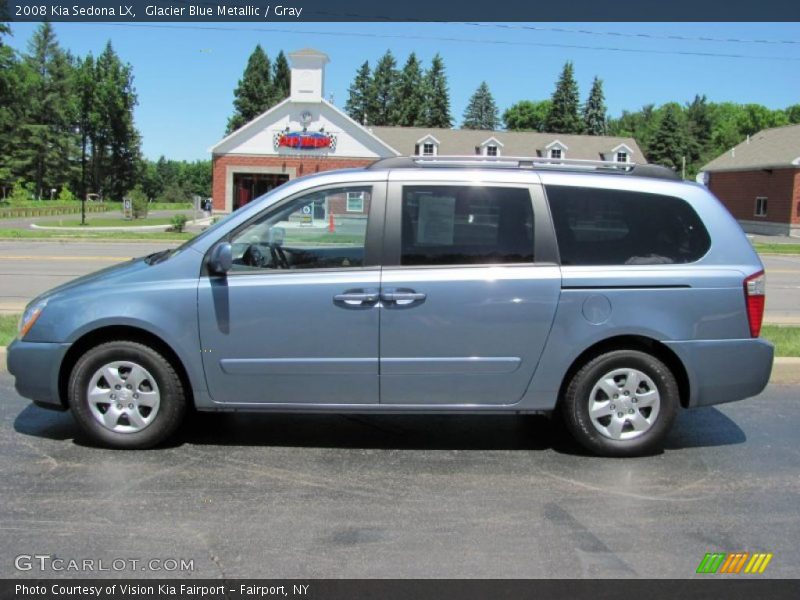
[288, 48, 330, 103]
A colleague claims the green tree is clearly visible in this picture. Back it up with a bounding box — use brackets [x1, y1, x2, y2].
[785, 104, 800, 124]
[582, 76, 607, 135]
[344, 61, 373, 125]
[545, 61, 582, 134]
[75, 54, 98, 199]
[369, 50, 397, 126]
[227, 44, 273, 134]
[0, 24, 24, 191]
[14, 23, 77, 198]
[685, 95, 713, 175]
[421, 53, 452, 128]
[648, 103, 687, 172]
[462, 81, 499, 130]
[503, 100, 552, 131]
[390, 53, 425, 127]
[608, 104, 659, 156]
[92, 41, 142, 201]
[272, 50, 290, 104]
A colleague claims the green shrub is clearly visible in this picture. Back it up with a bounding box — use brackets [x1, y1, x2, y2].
[170, 214, 188, 233]
[57, 185, 77, 203]
[9, 181, 34, 204]
[127, 186, 149, 219]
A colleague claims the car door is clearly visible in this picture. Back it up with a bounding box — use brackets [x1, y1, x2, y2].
[379, 179, 561, 406]
[197, 182, 385, 406]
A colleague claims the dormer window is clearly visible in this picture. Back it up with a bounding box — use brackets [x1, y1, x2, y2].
[546, 140, 568, 161]
[415, 134, 440, 157]
[611, 143, 634, 164]
[478, 137, 503, 157]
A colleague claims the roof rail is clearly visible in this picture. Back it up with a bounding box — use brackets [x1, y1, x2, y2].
[367, 155, 681, 181]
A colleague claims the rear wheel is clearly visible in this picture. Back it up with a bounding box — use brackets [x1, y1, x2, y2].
[561, 350, 679, 457]
[68, 341, 186, 449]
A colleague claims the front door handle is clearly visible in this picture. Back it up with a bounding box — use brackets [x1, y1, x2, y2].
[333, 289, 380, 306]
[381, 289, 427, 306]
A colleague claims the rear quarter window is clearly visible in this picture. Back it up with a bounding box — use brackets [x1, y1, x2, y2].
[545, 185, 711, 266]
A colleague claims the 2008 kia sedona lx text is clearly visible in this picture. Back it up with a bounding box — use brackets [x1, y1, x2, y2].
[7, 156, 774, 456]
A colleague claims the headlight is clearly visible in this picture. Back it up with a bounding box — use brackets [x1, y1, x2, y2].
[18, 299, 47, 339]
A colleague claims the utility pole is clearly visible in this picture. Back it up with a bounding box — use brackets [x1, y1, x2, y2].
[682, 156, 686, 180]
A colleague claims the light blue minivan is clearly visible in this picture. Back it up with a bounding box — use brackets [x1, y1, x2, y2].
[7, 157, 774, 455]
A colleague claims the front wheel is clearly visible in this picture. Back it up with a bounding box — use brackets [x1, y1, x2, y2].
[561, 350, 679, 457]
[68, 341, 187, 449]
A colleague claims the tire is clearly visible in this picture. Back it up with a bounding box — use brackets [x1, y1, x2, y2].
[68, 340, 187, 449]
[561, 349, 679, 457]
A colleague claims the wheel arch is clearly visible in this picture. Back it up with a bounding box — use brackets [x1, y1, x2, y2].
[58, 325, 195, 411]
[557, 335, 691, 409]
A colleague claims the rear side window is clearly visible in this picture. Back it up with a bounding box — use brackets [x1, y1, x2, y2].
[546, 185, 710, 266]
[401, 186, 534, 266]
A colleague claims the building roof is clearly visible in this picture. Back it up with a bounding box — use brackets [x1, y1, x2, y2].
[702, 123, 800, 172]
[368, 126, 644, 161]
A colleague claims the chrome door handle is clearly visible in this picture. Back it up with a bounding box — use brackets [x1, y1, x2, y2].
[333, 290, 380, 306]
[381, 289, 427, 305]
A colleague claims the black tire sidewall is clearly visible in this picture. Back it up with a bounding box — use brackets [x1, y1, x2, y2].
[68, 341, 186, 449]
[563, 350, 679, 457]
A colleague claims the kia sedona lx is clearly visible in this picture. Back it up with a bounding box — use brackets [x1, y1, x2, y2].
[7, 156, 774, 456]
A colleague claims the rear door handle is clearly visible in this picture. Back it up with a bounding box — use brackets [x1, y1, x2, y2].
[381, 289, 427, 305]
[333, 289, 380, 306]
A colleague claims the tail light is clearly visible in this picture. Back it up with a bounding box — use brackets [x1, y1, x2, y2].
[743, 270, 765, 338]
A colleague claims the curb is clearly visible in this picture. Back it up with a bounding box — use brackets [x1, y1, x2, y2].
[0, 346, 798, 383]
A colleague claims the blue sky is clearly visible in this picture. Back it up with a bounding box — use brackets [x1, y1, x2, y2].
[5, 21, 800, 161]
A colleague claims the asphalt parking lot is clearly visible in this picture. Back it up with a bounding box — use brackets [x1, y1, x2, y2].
[2, 373, 798, 579]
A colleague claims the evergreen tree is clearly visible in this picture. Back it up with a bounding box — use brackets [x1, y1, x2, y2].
[648, 103, 687, 172]
[369, 50, 397, 126]
[545, 61, 582, 134]
[344, 61, 373, 125]
[582, 76, 607, 135]
[271, 50, 290, 104]
[0, 25, 23, 191]
[685, 94, 713, 172]
[421, 53, 452, 128]
[227, 44, 273, 133]
[390, 53, 425, 127]
[75, 54, 98, 199]
[462, 81, 499, 130]
[503, 100, 551, 132]
[15, 23, 77, 198]
[93, 41, 141, 200]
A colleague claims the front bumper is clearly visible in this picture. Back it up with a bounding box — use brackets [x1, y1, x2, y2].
[663, 338, 774, 408]
[6, 339, 71, 410]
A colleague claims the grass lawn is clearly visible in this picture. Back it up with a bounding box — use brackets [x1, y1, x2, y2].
[0, 315, 18, 347]
[762, 325, 800, 357]
[43, 217, 174, 228]
[752, 243, 800, 255]
[0, 228, 194, 241]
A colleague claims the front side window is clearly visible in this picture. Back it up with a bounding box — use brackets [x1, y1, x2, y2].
[755, 196, 768, 217]
[229, 186, 372, 271]
[546, 185, 710, 265]
[400, 186, 534, 266]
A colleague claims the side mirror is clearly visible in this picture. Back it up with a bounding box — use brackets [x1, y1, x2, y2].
[208, 242, 232, 275]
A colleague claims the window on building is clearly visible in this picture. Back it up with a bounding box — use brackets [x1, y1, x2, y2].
[423, 143, 436, 156]
[346, 191, 365, 213]
[755, 196, 768, 217]
[486, 145, 498, 157]
[546, 185, 711, 266]
[400, 186, 534, 266]
[229, 186, 372, 271]
[616, 151, 628, 163]
[550, 148, 562, 160]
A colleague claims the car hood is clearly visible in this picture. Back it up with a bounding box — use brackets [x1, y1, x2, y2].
[32, 256, 151, 305]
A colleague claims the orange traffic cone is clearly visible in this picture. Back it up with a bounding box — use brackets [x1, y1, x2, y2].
[328, 212, 335, 233]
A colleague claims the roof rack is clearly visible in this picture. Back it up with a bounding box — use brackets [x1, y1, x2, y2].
[367, 155, 681, 181]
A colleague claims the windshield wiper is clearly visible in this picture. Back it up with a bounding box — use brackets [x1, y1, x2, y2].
[144, 249, 175, 265]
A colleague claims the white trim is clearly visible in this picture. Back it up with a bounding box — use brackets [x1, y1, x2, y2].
[415, 133, 441, 146]
[208, 98, 293, 154]
[479, 136, 505, 148]
[611, 142, 634, 154]
[754, 196, 768, 218]
[225, 165, 296, 214]
[545, 139, 569, 151]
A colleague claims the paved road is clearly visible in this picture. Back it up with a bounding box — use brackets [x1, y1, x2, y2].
[1, 240, 798, 324]
[1, 373, 797, 578]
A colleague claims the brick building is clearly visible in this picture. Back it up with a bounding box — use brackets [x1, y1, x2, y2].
[701, 124, 800, 236]
[210, 48, 644, 215]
